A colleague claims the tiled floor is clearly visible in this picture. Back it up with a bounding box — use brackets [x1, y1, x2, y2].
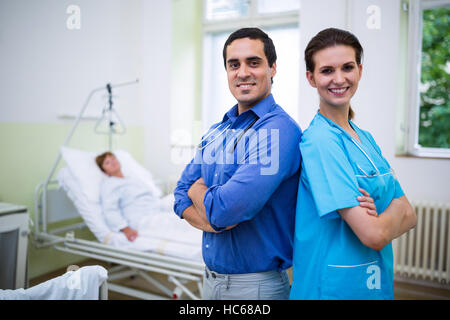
[29, 259, 450, 300]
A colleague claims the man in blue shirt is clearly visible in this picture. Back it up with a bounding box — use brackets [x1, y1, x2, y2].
[173, 27, 302, 300]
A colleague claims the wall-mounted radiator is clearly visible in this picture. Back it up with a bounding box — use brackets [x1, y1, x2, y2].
[393, 201, 450, 289]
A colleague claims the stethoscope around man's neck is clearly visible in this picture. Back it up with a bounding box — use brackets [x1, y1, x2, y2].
[197, 116, 259, 153]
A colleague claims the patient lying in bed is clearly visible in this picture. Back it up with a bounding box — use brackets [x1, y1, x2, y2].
[96, 151, 159, 242]
[58, 147, 202, 260]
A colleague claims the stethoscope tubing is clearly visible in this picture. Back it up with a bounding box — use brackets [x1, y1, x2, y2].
[350, 137, 381, 175]
[197, 121, 232, 150]
[197, 117, 259, 153]
[320, 112, 382, 176]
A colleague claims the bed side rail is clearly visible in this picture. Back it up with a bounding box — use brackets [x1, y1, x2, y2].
[33, 180, 85, 244]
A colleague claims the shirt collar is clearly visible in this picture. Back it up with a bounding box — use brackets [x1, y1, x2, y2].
[223, 94, 276, 123]
[316, 111, 360, 141]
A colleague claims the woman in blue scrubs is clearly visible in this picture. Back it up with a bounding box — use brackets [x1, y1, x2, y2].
[290, 28, 417, 300]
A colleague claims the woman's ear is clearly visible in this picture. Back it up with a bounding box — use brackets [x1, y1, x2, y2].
[306, 70, 317, 88]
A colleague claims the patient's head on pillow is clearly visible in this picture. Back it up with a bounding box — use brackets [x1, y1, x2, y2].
[95, 151, 123, 178]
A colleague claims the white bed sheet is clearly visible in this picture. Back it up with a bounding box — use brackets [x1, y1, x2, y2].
[57, 147, 203, 263]
[0, 265, 107, 300]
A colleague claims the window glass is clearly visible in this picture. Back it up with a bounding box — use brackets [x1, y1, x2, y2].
[203, 32, 235, 127]
[257, 0, 300, 14]
[205, 0, 250, 21]
[202, 26, 299, 127]
[418, 6, 450, 149]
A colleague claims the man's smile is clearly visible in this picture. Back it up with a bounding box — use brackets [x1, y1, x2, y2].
[237, 82, 256, 89]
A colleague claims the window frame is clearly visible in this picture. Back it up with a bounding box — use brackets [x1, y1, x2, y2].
[200, 0, 300, 133]
[404, 0, 450, 158]
[202, 0, 300, 32]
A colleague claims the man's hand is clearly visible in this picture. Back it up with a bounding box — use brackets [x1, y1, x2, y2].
[186, 177, 238, 232]
[188, 177, 208, 214]
[120, 226, 138, 242]
[182, 205, 221, 233]
[188, 177, 207, 200]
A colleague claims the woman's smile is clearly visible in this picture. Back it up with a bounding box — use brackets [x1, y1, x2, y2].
[328, 86, 350, 96]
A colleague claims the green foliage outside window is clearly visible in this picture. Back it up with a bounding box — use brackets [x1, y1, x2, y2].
[419, 7, 450, 148]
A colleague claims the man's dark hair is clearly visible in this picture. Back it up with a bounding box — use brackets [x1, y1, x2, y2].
[222, 27, 277, 69]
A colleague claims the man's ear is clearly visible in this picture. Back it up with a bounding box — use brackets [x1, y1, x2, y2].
[306, 70, 317, 88]
[270, 62, 277, 78]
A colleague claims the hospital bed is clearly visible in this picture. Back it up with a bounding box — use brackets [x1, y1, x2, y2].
[32, 81, 205, 300]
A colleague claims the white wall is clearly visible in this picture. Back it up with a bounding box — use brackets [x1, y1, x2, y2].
[140, 0, 175, 183]
[0, 0, 174, 180]
[298, 0, 449, 203]
[0, 0, 147, 125]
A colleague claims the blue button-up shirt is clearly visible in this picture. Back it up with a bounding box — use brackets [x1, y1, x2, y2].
[173, 94, 302, 274]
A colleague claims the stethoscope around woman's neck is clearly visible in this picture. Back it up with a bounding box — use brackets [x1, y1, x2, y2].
[318, 112, 381, 175]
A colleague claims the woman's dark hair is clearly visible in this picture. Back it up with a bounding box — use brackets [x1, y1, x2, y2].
[304, 28, 363, 120]
[223, 27, 277, 69]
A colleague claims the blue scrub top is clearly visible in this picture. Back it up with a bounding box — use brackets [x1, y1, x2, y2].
[290, 112, 404, 300]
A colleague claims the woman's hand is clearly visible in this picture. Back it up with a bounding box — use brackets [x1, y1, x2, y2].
[340, 192, 416, 251]
[357, 188, 378, 216]
[121, 226, 138, 242]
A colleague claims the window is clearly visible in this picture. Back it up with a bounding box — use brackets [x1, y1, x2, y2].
[201, 0, 300, 132]
[404, 0, 450, 157]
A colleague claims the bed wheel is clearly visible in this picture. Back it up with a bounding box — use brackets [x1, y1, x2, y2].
[172, 287, 182, 299]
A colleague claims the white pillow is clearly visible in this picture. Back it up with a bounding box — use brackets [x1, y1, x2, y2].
[57, 167, 110, 240]
[60, 147, 107, 203]
[57, 167, 111, 242]
[60, 147, 162, 203]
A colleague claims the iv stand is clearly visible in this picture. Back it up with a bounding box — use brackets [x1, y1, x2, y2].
[94, 82, 128, 150]
[39, 79, 139, 233]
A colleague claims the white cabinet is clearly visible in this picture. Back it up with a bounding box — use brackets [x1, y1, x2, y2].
[0, 203, 29, 289]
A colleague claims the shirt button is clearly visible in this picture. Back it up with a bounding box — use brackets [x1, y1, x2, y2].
[205, 244, 209, 248]
[214, 173, 218, 177]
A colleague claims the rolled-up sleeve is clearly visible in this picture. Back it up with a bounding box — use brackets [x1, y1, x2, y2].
[173, 151, 202, 218]
[203, 118, 302, 230]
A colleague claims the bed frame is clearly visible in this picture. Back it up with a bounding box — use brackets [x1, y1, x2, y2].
[32, 81, 204, 300]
